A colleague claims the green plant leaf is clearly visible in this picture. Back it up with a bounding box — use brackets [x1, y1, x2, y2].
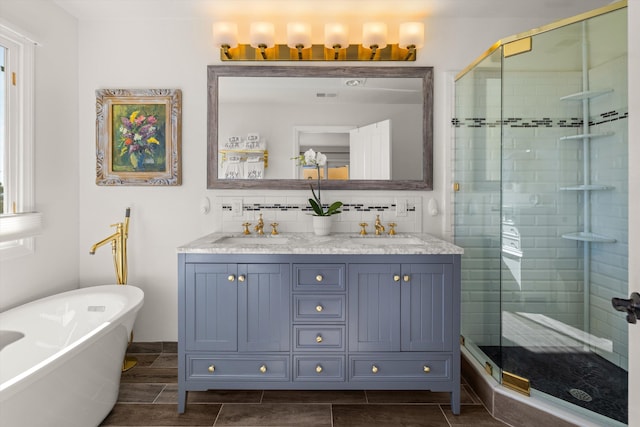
[325, 201, 343, 216]
[309, 198, 324, 216]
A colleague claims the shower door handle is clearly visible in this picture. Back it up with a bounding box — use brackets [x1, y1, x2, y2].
[611, 292, 640, 324]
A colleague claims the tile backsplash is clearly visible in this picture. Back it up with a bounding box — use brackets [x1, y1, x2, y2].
[215, 195, 422, 235]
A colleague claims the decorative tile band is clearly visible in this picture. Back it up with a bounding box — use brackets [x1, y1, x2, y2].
[452, 110, 628, 128]
[222, 203, 416, 214]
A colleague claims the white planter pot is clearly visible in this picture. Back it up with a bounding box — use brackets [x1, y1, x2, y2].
[312, 215, 333, 236]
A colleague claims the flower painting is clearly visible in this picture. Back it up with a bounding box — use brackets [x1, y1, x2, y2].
[96, 89, 182, 186]
[112, 104, 166, 172]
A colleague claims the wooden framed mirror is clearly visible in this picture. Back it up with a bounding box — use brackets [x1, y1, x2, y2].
[207, 65, 433, 190]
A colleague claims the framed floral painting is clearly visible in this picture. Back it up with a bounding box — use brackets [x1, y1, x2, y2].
[96, 89, 182, 185]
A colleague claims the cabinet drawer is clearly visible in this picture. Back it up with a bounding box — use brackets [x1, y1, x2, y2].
[293, 295, 346, 322]
[294, 264, 345, 291]
[294, 355, 345, 381]
[294, 325, 345, 351]
[187, 355, 289, 381]
[349, 354, 451, 381]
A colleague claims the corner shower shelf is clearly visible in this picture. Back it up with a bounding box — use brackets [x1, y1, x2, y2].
[560, 89, 613, 101]
[560, 185, 612, 191]
[562, 232, 616, 243]
[559, 132, 614, 141]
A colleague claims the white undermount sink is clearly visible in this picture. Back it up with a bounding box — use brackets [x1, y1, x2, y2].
[213, 236, 290, 245]
[349, 236, 424, 245]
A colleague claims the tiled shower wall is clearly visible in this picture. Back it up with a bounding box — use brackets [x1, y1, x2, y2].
[455, 56, 628, 369]
[214, 195, 422, 235]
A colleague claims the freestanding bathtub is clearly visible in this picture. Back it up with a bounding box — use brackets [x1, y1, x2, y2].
[0, 285, 144, 427]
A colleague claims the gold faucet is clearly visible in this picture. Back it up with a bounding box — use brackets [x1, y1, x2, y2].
[374, 215, 385, 235]
[270, 222, 279, 235]
[89, 208, 130, 285]
[255, 214, 265, 235]
[359, 222, 368, 235]
[242, 222, 251, 235]
[89, 208, 137, 372]
[387, 222, 397, 235]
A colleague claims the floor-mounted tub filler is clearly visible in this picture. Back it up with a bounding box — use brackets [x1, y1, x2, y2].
[0, 285, 144, 427]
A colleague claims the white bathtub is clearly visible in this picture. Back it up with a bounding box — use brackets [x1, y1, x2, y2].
[0, 285, 144, 427]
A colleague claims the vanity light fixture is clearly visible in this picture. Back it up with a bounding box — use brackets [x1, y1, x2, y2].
[287, 22, 312, 59]
[249, 22, 275, 59]
[362, 22, 387, 59]
[212, 22, 238, 59]
[399, 22, 424, 60]
[324, 23, 349, 60]
[212, 21, 424, 61]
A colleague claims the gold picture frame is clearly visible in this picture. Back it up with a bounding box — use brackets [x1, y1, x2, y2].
[96, 88, 182, 186]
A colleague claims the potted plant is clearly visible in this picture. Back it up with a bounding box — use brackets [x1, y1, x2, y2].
[294, 149, 343, 235]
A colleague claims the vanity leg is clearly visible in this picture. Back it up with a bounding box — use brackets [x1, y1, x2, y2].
[178, 388, 186, 414]
[451, 389, 461, 415]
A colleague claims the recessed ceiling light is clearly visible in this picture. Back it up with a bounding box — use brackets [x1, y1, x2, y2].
[344, 79, 365, 87]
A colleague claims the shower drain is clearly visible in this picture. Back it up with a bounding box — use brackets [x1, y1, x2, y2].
[569, 388, 593, 402]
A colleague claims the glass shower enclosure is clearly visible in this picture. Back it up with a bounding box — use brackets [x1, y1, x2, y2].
[454, 3, 628, 425]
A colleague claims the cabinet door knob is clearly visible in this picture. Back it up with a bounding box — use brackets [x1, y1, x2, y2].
[259, 364, 267, 373]
[403, 275, 410, 282]
[238, 275, 246, 282]
[315, 304, 324, 312]
[423, 365, 431, 373]
[316, 364, 323, 373]
[208, 364, 215, 373]
[371, 365, 379, 374]
[316, 334, 323, 343]
[393, 275, 401, 282]
[228, 275, 236, 282]
[316, 274, 323, 282]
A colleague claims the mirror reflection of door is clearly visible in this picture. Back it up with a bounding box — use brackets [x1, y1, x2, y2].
[349, 119, 391, 180]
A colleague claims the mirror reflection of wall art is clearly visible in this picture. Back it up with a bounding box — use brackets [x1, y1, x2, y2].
[96, 88, 182, 186]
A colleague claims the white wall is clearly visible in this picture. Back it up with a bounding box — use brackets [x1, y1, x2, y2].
[0, 0, 79, 310]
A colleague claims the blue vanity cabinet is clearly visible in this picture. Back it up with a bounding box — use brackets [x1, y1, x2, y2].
[348, 263, 453, 351]
[237, 263, 290, 352]
[178, 256, 291, 413]
[184, 263, 238, 351]
[182, 262, 289, 352]
[178, 251, 461, 415]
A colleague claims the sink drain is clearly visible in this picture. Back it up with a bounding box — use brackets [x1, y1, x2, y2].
[569, 388, 593, 402]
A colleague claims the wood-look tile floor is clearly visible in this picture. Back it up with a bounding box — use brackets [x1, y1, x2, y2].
[99, 345, 507, 427]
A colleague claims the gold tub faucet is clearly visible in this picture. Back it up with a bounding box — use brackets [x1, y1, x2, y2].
[89, 208, 130, 285]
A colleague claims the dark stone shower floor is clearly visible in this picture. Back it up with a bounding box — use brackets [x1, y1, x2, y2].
[480, 346, 627, 424]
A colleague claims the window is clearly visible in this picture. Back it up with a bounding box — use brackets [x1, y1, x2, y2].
[0, 22, 40, 257]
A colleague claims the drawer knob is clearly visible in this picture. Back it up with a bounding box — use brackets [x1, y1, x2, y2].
[238, 275, 246, 282]
[315, 304, 324, 312]
[371, 365, 379, 374]
[315, 364, 323, 373]
[259, 364, 267, 374]
[208, 364, 215, 373]
[316, 274, 323, 282]
[393, 275, 401, 282]
[423, 365, 431, 373]
[228, 275, 235, 282]
[403, 275, 410, 282]
[316, 334, 323, 343]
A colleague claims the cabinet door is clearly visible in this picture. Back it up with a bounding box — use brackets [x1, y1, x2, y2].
[348, 264, 401, 351]
[401, 263, 453, 351]
[185, 263, 238, 351]
[238, 263, 290, 352]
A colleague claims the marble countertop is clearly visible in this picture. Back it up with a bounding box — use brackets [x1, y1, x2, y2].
[177, 232, 464, 255]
